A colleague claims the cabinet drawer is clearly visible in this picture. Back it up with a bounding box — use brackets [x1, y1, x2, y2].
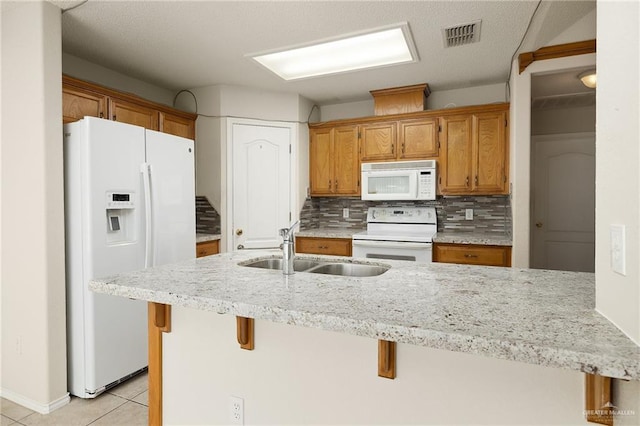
[296, 237, 352, 256]
[196, 240, 220, 258]
[433, 243, 511, 267]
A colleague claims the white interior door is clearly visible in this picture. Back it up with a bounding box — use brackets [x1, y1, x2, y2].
[232, 123, 291, 250]
[531, 133, 595, 272]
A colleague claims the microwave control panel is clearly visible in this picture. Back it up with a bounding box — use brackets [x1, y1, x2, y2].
[417, 170, 436, 199]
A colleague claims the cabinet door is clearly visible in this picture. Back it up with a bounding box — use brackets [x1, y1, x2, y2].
[360, 122, 397, 161]
[473, 112, 508, 194]
[62, 86, 107, 123]
[160, 112, 195, 139]
[439, 115, 473, 194]
[433, 243, 511, 267]
[196, 240, 219, 258]
[309, 128, 333, 195]
[296, 237, 352, 256]
[398, 118, 438, 159]
[333, 126, 360, 195]
[110, 98, 159, 130]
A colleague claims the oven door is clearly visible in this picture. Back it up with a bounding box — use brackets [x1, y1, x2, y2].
[352, 240, 432, 262]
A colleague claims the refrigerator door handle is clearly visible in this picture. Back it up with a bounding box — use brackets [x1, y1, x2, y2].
[141, 162, 153, 268]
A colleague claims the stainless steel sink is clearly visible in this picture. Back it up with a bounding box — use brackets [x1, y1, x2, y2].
[241, 257, 388, 277]
[306, 263, 388, 277]
[242, 258, 321, 272]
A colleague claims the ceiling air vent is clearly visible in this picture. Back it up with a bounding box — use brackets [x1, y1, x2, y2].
[442, 20, 482, 48]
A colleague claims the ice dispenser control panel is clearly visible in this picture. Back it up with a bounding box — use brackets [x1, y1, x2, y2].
[105, 192, 136, 242]
[106, 192, 135, 209]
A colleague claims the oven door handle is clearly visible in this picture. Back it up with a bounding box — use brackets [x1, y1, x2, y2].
[351, 240, 431, 250]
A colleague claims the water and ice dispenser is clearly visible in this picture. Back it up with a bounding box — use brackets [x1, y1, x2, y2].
[105, 192, 136, 244]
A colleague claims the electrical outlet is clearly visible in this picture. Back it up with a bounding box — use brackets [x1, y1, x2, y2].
[465, 209, 473, 220]
[343, 208, 349, 218]
[229, 396, 244, 425]
[610, 224, 626, 276]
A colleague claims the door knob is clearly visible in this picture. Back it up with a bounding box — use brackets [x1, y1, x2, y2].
[535, 222, 543, 228]
[236, 228, 243, 236]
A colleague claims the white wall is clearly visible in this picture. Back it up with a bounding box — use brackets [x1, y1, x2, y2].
[0, 1, 69, 413]
[548, 8, 596, 46]
[164, 307, 588, 425]
[62, 53, 175, 106]
[190, 84, 315, 251]
[532, 105, 596, 135]
[595, 0, 640, 345]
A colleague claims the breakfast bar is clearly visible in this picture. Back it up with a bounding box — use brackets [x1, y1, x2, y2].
[90, 251, 640, 425]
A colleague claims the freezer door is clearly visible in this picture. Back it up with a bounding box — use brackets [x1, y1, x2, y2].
[145, 129, 196, 265]
[67, 117, 148, 397]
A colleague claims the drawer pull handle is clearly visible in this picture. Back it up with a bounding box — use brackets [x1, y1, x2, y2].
[464, 254, 479, 258]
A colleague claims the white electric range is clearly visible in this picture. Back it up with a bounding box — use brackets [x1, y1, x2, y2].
[351, 207, 437, 263]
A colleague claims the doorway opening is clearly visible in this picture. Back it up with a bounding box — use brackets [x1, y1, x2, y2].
[529, 67, 596, 272]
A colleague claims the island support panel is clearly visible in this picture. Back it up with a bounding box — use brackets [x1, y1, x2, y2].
[585, 373, 613, 425]
[236, 316, 255, 350]
[148, 302, 171, 426]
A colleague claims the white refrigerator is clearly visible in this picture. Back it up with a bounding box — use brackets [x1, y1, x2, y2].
[64, 117, 195, 398]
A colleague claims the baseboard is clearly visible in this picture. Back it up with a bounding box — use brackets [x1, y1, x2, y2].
[0, 388, 70, 414]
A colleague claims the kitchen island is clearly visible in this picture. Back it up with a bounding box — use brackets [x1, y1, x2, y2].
[90, 251, 640, 425]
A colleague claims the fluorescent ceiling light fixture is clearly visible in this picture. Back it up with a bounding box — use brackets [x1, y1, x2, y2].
[249, 23, 418, 80]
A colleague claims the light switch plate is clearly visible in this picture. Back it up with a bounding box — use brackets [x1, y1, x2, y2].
[343, 208, 349, 218]
[610, 224, 626, 276]
[465, 209, 473, 220]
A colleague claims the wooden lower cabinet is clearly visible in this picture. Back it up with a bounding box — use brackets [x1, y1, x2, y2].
[296, 236, 352, 256]
[433, 243, 511, 267]
[196, 240, 220, 258]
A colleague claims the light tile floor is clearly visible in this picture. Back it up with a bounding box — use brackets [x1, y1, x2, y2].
[1, 372, 148, 426]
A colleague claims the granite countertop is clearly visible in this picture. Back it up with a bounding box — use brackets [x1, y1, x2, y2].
[196, 233, 221, 243]
[89, 250, 639, 380]
[433, 231, 512, 246]
[296, 228, 362, 239]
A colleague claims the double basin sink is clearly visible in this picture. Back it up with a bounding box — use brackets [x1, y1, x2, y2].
[241, 257, 389, 277]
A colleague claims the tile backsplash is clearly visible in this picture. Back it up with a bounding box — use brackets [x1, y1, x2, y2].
[196, 196, 221, 234]
[300, 196, 511, 235]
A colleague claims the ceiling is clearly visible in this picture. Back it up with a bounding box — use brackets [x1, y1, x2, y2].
[56, 0, 596, 105]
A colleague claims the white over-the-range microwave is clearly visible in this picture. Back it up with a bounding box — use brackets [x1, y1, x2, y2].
[361, 160, 437, 201]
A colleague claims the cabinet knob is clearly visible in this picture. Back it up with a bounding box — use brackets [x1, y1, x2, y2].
[237, 244, 245, 250]
[236, 228, 243, 236]
[536, 222, 543, 228]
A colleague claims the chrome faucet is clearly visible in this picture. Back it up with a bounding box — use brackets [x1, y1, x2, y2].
[279, 220, 299, 275]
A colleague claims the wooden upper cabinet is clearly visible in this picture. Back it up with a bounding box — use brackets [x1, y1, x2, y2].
[439, 115, 473, 193]
[62, 86, 107, 123]
[360, 122, 397, 162]
[309, 125, 359, 196]
[62, 75, 196, 138]
[310, 128, 333, 195]
[333, 126, 360, 195]
[398, 117, 438, 159]
[109, 98, 159, 130]
[308, 102, 509, 197]
[160, 112, 195, 140]
[474, 111, 508, 194]
[439, 108, 509, 195]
